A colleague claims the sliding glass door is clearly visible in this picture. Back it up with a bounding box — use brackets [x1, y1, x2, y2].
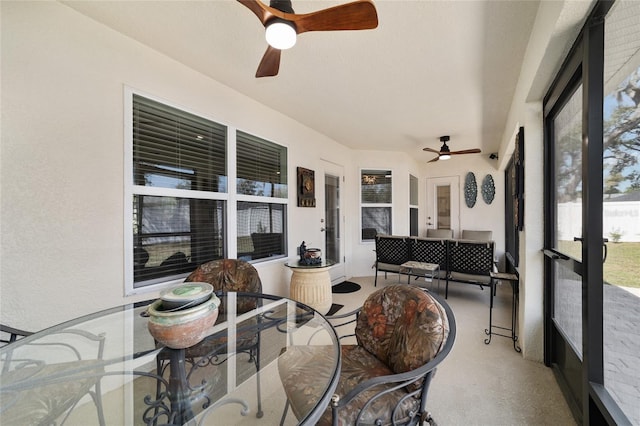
[544, 1, 639, 424]
[602, 2, 640, 422]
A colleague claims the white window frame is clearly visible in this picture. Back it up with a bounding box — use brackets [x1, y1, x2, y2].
[360, 168, 393, 242]
[409, 174, 419, 236]
[124, 88, 288, 295]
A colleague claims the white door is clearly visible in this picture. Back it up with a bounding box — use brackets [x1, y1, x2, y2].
[321, 160, 346, 284]
[426, 176, 460, 238]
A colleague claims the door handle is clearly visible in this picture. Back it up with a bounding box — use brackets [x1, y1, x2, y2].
[320, 227, 326, 232]
[572, 237, 608, 263]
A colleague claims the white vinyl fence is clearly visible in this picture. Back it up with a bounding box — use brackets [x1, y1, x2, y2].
[557, 201, 640, 242]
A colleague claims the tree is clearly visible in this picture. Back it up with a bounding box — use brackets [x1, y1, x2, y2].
[556, 67, 640, 201]
[603, 68, 640, 194]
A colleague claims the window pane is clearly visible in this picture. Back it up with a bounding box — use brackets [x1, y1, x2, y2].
[133, 195, 224, 286]
[553, 262, 583, 357]
[552, 84, 583, 357]
[133, 95, 227, 192]
[361, 170, 392, 203]
[603, 2, 640, 422]
[554, 85, 583, 261]
[237, 201, 286, 261]
[409, 207, 418, 236]
[410, 174, 418, 205]
[325, 174, 341, 263]
[362, 207, 391, 239]
[237, 131, 287, 198]
[436, 185, 451, 230]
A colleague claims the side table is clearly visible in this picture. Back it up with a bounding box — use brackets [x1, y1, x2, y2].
[285, 260, 336, 315]
[400, 261, 441, 294]
[485, 271, 521, 352]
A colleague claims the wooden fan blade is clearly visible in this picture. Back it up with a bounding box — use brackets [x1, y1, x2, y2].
[256, 45, 281, 77]
[422, 147, 440, 154]
[292, 0, 378, 34]
[236, 0, 378, 32]
[450, 149, 482, 155]
[428, 156, 440, 163]
[237, 0, 272, 25]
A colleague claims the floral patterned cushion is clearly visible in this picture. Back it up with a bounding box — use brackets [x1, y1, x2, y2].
[278, 345, 419, 426]
[1, 361, 103, 425]
[356, 285, 449, 381]
[185, 259, 262, 314]
[279, 285, 451, 426]
[278, 345, 337, 421]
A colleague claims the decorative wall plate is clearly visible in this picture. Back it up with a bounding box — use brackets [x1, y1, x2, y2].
[482, 174, 495, 204]
[464, 172, 477, 208]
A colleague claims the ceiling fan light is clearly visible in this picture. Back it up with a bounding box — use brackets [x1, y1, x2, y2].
[265, 20, 297, 50]
[439, 153, 451, 160]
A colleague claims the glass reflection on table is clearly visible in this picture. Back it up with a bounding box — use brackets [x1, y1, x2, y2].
[0, 292, 340, 425]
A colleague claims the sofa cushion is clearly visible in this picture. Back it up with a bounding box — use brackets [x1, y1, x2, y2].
[426, 229, 454, 238]
[375, 262, 402, 273]
[449, 271, 492, 284]
[278, 345, 420, 426]
[461, 230, 492, 241]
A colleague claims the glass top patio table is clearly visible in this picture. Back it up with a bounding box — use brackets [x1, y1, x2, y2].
[0, 292, 341, 425]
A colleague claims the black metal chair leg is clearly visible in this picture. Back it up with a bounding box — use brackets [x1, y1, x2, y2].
[279, 399, 290, 426]
[254, 345, 263, 418]
[484, 280, 494, 344]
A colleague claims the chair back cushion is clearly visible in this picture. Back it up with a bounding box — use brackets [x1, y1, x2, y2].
[355, 285, 449, 375]
[185, 259, 262, 313]
[461, 229, 493, 241]
[426, 228, 454, 238]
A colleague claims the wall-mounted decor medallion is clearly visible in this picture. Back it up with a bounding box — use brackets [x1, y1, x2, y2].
[464, 172, 477, 208]
[482, 174, 495, 204]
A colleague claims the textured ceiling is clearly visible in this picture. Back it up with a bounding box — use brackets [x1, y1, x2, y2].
[63, 0, 541, 162]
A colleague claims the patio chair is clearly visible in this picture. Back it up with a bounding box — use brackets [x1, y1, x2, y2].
[278, 284, 456, 425]
[0, 327, 106, 425]
[0, 324, 33, 346]
[156, 259, 264, 417]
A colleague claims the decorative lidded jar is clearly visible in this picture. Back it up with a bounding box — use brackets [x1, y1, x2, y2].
[147, 283, 220, 349]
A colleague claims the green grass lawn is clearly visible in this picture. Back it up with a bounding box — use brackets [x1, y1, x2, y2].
[557, 240, 640, 288]
[604, 242, 640, 288]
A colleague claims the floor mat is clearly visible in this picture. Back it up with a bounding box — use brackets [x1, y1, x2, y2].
[331, 281, 362, 294]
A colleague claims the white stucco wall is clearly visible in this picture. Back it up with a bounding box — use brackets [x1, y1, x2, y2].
[1, 0, 595, 367]
[1, 1, 362, 329]
[496, 0, 595, 361]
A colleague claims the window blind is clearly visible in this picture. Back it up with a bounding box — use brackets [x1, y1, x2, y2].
[133, 95, 227, 192]
[237, 130, 287, 197]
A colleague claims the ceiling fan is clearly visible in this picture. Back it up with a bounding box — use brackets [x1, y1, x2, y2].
[423, 136, 481, 163]
[237, 0, 378, 77]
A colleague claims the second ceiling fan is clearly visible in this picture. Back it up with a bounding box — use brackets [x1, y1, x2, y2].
[423, 136, 481, 163]
[237, 0, 378, 77]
